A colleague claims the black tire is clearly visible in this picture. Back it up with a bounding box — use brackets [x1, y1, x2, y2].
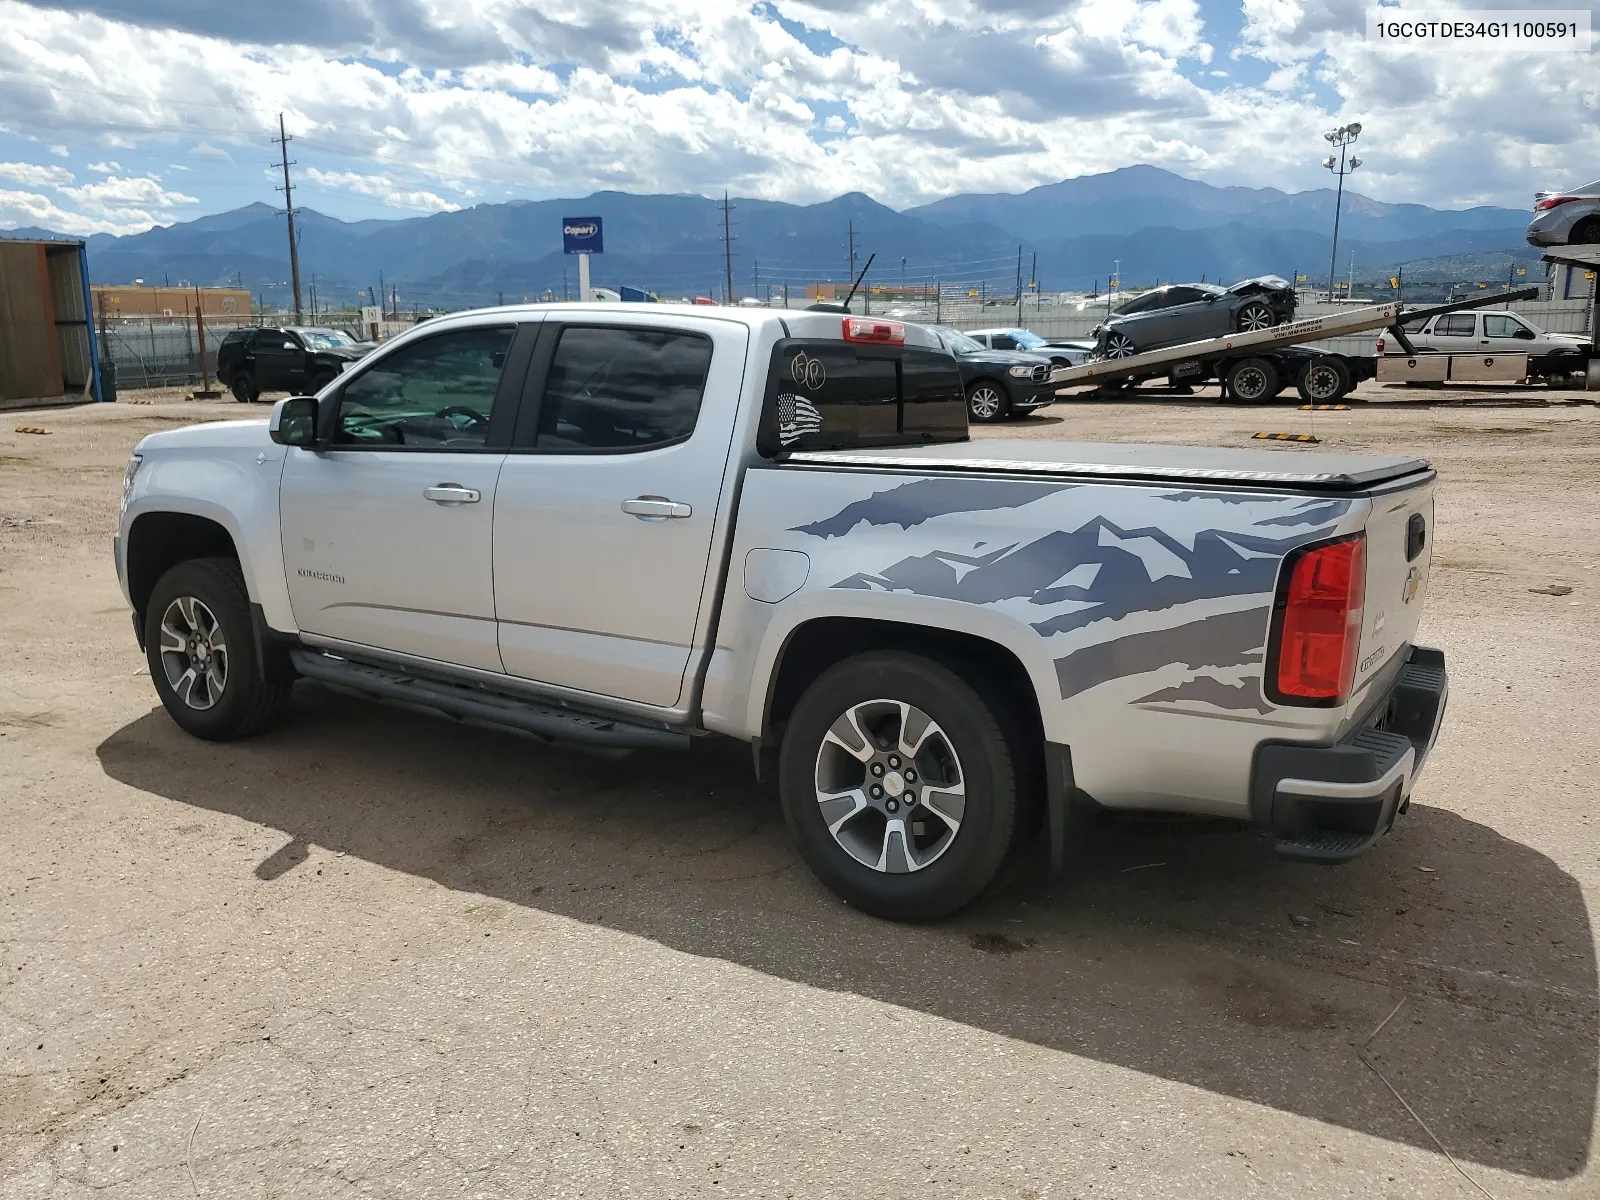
[1295, 357, 1352, 404]
[1224, 357, 1281, 403]
[966, 380, 1009, 423]
[778, 651, 1022, 921]
[230, 374, 257, 404]
[1570, 218, 1600, 246]
[1236, 302, 1276, 333]
[144, 557, 293, 741]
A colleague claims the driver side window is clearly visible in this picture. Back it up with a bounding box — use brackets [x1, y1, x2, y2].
[333, 325, 513, 449]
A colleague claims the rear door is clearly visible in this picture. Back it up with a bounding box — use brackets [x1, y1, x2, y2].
[252, 329, 308, 393]
[1150, 286, 1216, 343]
[492, 314, 748, 708]
[280, 321, 531, 671]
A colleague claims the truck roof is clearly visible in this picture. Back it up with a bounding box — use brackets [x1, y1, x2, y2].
[416, 302, 947, 350]
[787, 439, 1432, 492]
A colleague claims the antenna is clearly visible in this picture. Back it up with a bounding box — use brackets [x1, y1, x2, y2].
[805, 252, 875, 313]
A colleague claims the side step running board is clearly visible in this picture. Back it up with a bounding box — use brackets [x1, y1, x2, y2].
[289, 649, 692, 752]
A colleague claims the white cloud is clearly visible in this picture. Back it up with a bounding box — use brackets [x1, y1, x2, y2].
[304, 167, 462, 212]
[0, 0, 1591, 232]
[0, 160, 72, 186]
[86, 160, 119, 173]
[48, 143, 67, 157]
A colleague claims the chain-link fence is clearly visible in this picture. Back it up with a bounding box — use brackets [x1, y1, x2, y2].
[97, 316, 252, 389]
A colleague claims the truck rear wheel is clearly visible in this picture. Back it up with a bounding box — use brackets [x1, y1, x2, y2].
[1224, 357, 1282, 403]
[778, 651, 1021, 921]
[144, 557, 293, 741]
[1296, 357, 1352, 403]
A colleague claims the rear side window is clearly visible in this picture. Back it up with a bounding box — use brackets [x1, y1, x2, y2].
[1436, 314, 1476, 336]
[758, 340, 966, 455]
[1165, 287, 1206, 304]
[533, 326, 713, 452]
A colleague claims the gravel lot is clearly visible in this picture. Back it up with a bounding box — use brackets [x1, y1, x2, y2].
[1, 383, 1596, 1198]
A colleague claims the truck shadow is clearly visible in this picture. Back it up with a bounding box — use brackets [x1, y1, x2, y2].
[97, 686, 1596, 1180]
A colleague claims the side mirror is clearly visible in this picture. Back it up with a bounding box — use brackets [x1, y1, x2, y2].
[270, 396, 319, 447]
[1204, 294, 1218, 303]
[1516, 327, 1536, 340]
[283, 341, 298, 350]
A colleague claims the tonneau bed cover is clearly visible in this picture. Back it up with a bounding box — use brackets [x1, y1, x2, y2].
[784, 440, 1432, 493]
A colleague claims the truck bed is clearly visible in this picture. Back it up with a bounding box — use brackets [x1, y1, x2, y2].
[786, 440, 1432, 493]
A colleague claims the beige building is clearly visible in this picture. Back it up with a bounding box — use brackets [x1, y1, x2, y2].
[92, 284, 251, 319]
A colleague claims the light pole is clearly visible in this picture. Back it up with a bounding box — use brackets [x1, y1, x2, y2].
[1322, 123, 1362, 302]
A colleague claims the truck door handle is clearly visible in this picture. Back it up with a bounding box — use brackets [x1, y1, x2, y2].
[423, 484, 481, 505]
[621, 496, 692, 520]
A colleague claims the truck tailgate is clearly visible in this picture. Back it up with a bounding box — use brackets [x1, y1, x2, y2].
[1353, 475, 1435, 693]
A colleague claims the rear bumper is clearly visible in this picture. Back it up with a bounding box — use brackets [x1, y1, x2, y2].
[1250, 645, 1448, 864]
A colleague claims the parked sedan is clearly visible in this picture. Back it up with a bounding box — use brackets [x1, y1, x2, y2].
[1526, 178, 1600, 246]
[1091, 276, 1296, 359]
[927, 325, 1060, 422]
[966, 327, 1084, 367]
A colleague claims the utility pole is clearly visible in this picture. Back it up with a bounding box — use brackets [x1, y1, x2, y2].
[273, 113, 303, 324]
[752, 259, 758, 297]
[847, 220, 857, 279]
[1016, 245, 1024, 323]
[722, 191, 736, 305]
[1030, 251, 1037, 307]
[378, 271, 386, 320]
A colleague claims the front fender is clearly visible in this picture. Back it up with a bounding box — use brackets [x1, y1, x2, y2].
[121, 443, 295, 632]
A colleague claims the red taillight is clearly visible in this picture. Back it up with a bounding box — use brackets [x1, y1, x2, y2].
[1376, 337, 1384, 354]
[1272, 535, 1366, 704]
[1535, 195, 1580, 211]
[843, 316, 905, 345]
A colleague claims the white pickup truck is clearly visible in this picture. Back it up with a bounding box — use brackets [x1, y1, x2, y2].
[116, 304, 1448, 920]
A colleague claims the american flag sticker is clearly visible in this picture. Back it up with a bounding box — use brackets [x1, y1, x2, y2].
[776, 392, 823, 445]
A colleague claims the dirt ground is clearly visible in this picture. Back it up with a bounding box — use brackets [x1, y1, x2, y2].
[1, 382, 1596, 1199]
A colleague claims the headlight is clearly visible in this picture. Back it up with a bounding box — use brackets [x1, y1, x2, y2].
[121, 454, 143, 514]
[1008, 365, 1035, 378]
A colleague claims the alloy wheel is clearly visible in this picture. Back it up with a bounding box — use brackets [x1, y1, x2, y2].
[968, 386, 1003, 420]
[158, 595, 229, 710]
[814, 699, 966, 874]
[1237, 305, 1274, 333]
[1103, 333, 1135, 358]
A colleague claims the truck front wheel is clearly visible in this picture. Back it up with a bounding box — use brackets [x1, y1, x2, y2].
[144, 557, 293, 741]
[778, 652, 1020, 921]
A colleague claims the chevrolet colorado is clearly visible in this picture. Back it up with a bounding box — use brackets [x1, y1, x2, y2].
[117, 304, 1447, 920]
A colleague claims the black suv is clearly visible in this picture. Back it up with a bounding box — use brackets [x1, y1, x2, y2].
[216, 327, 372, 403]
[927, 325, 1059, 422]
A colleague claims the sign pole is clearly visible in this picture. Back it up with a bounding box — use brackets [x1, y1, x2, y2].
[578, 251, 591, 303]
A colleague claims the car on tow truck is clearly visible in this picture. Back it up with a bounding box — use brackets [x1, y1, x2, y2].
[1092, 276, 1296, 359]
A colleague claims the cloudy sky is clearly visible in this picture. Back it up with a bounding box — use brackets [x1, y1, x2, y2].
[0, 0, 1595, 235]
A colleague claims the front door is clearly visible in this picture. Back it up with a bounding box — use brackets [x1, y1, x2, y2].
[280, 322, 526, 672]
[493, 315, 748, 708]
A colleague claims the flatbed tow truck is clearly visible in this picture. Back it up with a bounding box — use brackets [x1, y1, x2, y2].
[1057, 286, 1565, 402]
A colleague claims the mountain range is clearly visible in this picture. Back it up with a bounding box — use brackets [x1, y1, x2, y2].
[5, 166, 1537, 308]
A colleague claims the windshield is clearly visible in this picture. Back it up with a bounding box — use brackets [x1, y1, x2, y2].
[934, 327, 983, 354]
[1006, 329, 1048, 349]
[296, 329, 356, 350]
